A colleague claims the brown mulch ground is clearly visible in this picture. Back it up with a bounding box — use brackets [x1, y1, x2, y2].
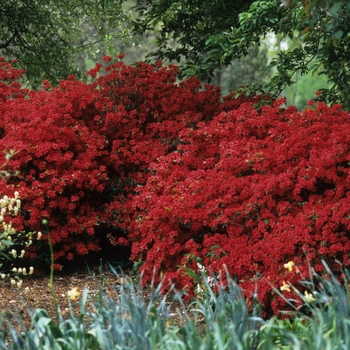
[0, 268, 126, 326]
[0, 264, 191, 338]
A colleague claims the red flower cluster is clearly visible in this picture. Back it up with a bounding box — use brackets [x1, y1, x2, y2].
[2, 56, 350, 315]
[0, 57, 223, 267]
[130, 97, 350, 314]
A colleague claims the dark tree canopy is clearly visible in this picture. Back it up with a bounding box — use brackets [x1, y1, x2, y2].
[133, 0, 350, 108]
[0, 0, 131, 87]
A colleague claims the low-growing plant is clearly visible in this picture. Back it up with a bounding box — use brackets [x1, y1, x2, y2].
[0, 268, 264, 350]
[0, 190, 39, 288]
[2, 263, 350, 349]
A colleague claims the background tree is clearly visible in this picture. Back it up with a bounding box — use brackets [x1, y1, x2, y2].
[133, 0, 350, 108]
[0, 0, 132, 87]
[217, 44, 272, 96]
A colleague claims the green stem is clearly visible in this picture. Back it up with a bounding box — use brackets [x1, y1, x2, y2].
[44, 220, 59, 323]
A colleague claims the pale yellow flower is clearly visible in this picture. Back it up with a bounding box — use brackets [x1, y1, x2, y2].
[304, 290, 316, 302]
[280, 281, 291, 292]
[284, 261, 295, 272]
[67, 287, 80, 300]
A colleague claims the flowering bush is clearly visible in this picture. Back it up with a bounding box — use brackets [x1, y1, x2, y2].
[0, 57, 224, 266]
[130, 98, 350, 314]
[3, 55, 350, 315]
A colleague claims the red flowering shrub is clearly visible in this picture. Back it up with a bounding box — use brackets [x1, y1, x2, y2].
[0, 57, 224, 266]
[89, 60, 225, 238]
[130, 98, 350, 314]
[4, 55, 349, 316]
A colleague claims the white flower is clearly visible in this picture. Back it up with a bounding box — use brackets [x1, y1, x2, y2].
[67, 287, 80, 300]
[29, 266, 34, 275]
[304, 291, 316, 302]
[280, 281, 291, 292]
[284, 261, 295, 272]
[19, 250, 25, 258]
[10, 249, 17, 258]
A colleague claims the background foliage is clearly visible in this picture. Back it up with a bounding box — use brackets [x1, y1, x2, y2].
[0, 0, 132, 87]
[133, 0, 350, 108]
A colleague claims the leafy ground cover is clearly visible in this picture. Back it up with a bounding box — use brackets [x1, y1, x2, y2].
[1, 262, 350, 349]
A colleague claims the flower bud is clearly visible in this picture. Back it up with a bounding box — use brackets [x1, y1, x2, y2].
[18, 268, 22, 274]
[14, 191, 19, 199]
[1, 273, 5, 279]
[37, 232, 42, 240]
[22, 267, 27, 275]
[11, 249, 17, 258]
[16, 199, 21, 209]
[10, 278, 16, 286]
[29, 266, 34, 275]
[12, 267, 17, 272]
[20, 250, 25, 258]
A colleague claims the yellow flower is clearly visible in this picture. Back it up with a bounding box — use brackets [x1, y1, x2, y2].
[280, 281, 291, 292]
[67, 287, 80, 300]
[284, 261, 295, 272]
[304, 290, 315, 302]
